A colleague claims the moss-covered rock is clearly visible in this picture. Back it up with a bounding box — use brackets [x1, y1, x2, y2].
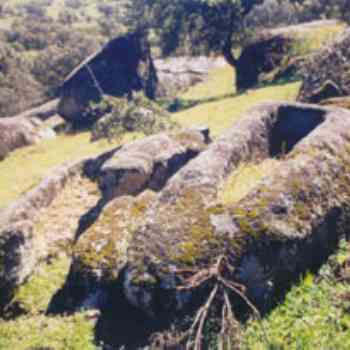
[0, 160, 96, 308]
[62, 129, 209, 307]
[298, 29, 350, 103]
[64, 190, 157, 309]
[96, 128, 209, 200]
[120, 103, 350, 320]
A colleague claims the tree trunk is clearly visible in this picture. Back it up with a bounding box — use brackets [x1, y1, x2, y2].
[222, 40, 238, 68]
[222, 39, 239, 90]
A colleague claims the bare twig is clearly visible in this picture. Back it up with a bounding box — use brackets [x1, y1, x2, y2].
[85, 63, 105, 97]
[190, 284, 219, 350]
[177, 255, 268, 349]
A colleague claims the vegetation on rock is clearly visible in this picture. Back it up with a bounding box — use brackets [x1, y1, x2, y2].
[1, 2, 350, 348]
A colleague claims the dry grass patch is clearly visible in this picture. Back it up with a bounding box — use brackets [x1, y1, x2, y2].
[219, 159, 280, 205]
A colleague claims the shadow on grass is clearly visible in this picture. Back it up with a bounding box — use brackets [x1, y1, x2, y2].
[161, 92, 238, 113]
[161, 77, 301, 114]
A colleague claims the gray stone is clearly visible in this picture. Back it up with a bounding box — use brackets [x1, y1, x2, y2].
[119, 102, 350, 317]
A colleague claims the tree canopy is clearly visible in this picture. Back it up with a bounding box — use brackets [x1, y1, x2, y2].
[129, 0, 263, 66]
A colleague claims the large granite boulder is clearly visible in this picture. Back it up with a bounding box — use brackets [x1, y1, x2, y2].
[98, 128, 209, 200]
[58, 31, 158, 126]
[236, 20, 343, 91]
[61, 128, 210, 308]
[117, 103, 350, 325]
[154, 56, 226, 97]
[298, 29, 350, 103]
[236, 33, 295, 90]
[0, 116, 55, 160]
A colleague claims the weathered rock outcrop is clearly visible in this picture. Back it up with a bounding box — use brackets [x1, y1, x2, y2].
[236, 34, 295, 90]
[236, 20, 343, 91]
[98, 128, 209, 199]
[58, 31, 158, 126]
[320, 96, 350, 110]
[0, 127, 209, 309]
[154, 56, 226, 97]
[119, 103, 350, 322]
[0, 116, 56, 160]
[298, 29, 350, 103]
[17, 99, 59, 121]
[51, 102, 350, 350]
[62, 129, 209, 308]
[0, 159, 88, 307]
[61, 104, 303, 313]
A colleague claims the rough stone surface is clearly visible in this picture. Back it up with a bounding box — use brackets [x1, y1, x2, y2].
[61, 106, 281, 310]
[320, 96, 350, 110]
[62, 129, 209, 307]
[0, 159, 88, 307]
[298, 29, 350, 103]
[236, 34, 295, 90]
[98, 128, 209, 200]
[236, 20, 341, 90]
[58, 31, 158, 125]
[118, 103, 350, 318]
[16, 99, 59, 121]
[0, 116, 56, 160]
[154, 56, 226, 97]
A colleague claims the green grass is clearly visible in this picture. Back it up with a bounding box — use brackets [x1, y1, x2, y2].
[0, 253, 97, 350]
[0, 131, 141, 210]
[0, 313, 96, 350]
[172, 67, 300, 137]
[0, 66, 300, 210]
[12, 254, 71, 315]
[290, 22, 346, 56]
[242, 240, 350, 350]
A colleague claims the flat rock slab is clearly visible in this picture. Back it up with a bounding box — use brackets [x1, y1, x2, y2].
[97, 128, 209, 200]
[118, 103, 350, 317]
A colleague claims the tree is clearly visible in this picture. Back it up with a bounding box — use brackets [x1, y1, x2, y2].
[290, 0, 350, 23]
[127, 0, 263, 87]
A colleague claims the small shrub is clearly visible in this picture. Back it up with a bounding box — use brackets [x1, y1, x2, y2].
[64, 0, 83, 10]
[90, 94, 175, 141]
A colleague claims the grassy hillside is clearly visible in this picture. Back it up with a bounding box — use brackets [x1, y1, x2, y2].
[0, 20, 348, 348]
[172, 67, 300, 137]
[0, 65, 300, 210]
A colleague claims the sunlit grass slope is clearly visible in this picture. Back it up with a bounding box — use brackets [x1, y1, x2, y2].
[0, 254, 96, 350]
[0, 313, 96, 350]
[172, 66, 301, 137]
[242, 240, 350, 349]
[0, 132, 141, 210]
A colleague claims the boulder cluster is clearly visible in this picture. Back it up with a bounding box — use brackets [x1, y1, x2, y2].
[2, 101, 350, 347]
[298, 29, 350, 103]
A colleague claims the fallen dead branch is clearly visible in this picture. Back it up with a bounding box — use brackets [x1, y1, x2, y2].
[173, 255, 266, 349]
